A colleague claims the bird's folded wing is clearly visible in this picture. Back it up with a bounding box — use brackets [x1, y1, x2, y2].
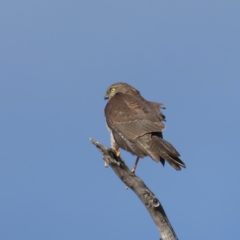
[105, 93, 165, 140]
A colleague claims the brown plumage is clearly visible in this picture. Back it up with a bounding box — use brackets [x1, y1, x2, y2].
[104, 82, 186, 171]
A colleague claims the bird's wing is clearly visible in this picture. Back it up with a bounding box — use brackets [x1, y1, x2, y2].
[105, 93, 165, 140]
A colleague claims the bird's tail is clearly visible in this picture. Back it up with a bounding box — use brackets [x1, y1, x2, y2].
[151, 135, 186, 171]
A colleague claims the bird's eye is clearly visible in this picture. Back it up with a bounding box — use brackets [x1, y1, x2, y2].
[110, 88, 116, 93]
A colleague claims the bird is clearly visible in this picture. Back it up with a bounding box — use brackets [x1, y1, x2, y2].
[104, 82, 185, 173]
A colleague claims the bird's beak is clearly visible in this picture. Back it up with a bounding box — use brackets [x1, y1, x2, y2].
[104, 94, 109, 100]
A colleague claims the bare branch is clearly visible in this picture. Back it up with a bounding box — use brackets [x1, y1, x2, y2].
[90, 137, 178, 240]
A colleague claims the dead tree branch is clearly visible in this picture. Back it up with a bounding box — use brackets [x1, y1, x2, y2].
[90, 137, 178, 240]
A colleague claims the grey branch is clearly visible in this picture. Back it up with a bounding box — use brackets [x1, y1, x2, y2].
[90, 137, 178, 240]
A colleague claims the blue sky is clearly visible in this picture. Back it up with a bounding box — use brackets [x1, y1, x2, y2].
[0, 1, 240, 239]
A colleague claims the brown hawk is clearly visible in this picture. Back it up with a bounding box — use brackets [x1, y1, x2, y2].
[104, 82, 185, 172]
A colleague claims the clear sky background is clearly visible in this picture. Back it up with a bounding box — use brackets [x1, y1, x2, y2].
[1, 1, 239, 239]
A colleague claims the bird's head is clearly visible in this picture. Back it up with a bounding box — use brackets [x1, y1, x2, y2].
[104, 82, 140, 100]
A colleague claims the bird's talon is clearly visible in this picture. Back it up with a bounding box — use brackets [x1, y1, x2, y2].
[113, 148, 121, 157]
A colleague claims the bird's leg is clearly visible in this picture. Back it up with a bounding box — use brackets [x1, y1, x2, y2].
[113, 146, 121, 157]
[131, 157, 140, 174]
[104, 146, 120, 167]
[105, 147, 120, 167]
[126, 157, 140, 189]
